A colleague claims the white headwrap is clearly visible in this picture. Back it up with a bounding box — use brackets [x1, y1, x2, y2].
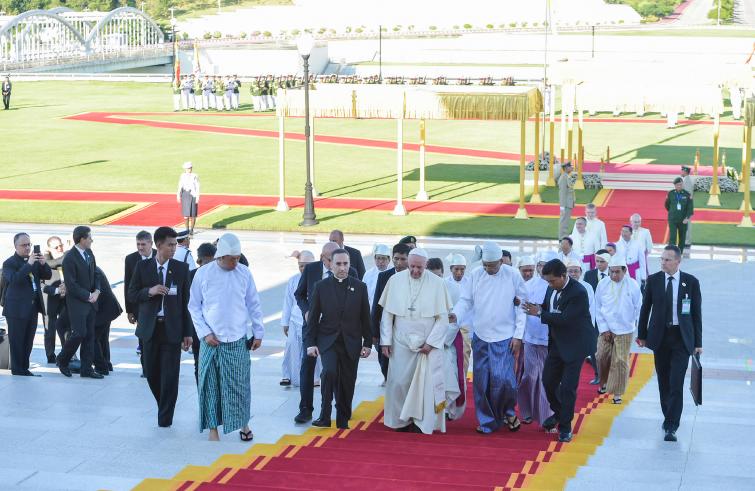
[538, 251, 558, 263]
[373, 243, 391, 257]
[564, 259, 582, 270]
[182, 161, 193, 169]
[409, 247, 429, 259]
[609, 254, 627, 269]
[518, 255, 536, 268]
[214, 233, 241, 258]
[596, 252, 611, 264]
[473, 241, 502, 262]
[445, 253, 467, 267]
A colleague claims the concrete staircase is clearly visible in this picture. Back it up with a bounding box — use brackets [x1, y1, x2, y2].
[601, 172, 678, 191]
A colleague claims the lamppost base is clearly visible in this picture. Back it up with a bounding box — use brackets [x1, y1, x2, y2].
[275, 200, 289, 212]
[415, 190, 429, 201]
[707, 194, 721, 207]
[546, 177, 556, 187]
[300, 217, 319, 227]
[514, 206, 529, 219]
[529, 192, 543, 204]
[392, 203, 407, 216]
[573, 179, 585, 190]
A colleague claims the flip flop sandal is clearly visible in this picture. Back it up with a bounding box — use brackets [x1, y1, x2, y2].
[521, 417, 533, 425]
[506, 416, 521, 432]
[598, 386, 607, 395]
[612, 397, 623, 405]
[279, 378, 291, 386]
[240, 430, 254, 442]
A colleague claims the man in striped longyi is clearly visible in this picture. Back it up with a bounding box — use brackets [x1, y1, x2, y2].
[595, 254, 642, 405]
[189, 233, 265, 442]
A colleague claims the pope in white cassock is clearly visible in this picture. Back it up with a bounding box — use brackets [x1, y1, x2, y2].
[379, 248, 457, 434]
[453, 242, 527, 434]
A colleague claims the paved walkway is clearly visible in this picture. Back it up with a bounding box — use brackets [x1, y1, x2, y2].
[0, 224, 752, 490]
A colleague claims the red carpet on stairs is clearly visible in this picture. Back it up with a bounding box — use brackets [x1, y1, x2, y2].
[188, 361, 624, 491]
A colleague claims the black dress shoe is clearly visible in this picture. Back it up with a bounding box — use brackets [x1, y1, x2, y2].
[558, 431, 573, 443]
[81, 371, 104, 379]
[336, 422, 349, 430]
[47, 356, 57, 364]
[24, 371, 41, 377]
[294, 411, 312, 424]
[59, 366, 72, 377]
[95, 369, 109, 376]
[542, 416, 557, 431]
[664, 430, 677, 442]
[312, 417, 331, 428]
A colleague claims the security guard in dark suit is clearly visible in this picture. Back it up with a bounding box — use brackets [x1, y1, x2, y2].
[665, 177, 693, 253]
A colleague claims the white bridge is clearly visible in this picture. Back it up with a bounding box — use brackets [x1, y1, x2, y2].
[0, 7, 167, 72]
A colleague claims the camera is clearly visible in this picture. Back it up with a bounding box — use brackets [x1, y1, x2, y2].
[33, 245, 40, 254]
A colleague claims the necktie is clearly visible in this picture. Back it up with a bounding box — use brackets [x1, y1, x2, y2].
[665, 276, 674, 327]
[326, 270, 333, 278]
[600, 272, 606, 279]
[158, 265, 165, 313]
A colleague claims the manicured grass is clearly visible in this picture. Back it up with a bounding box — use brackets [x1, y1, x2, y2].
[175, 0, 292, 20]
[696, 191, 755, 210]
[693, 223, 755, 247]
[197, 205, 558, 238]
[590, 28, 755, 38]
[0, 201, 132, 225]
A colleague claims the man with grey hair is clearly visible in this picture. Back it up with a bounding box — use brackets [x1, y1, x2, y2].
[630, 214, 653, 278]
[189, 233, 264, 441]
[454, 241, 527, 434]
[328, 229, 366, 279]
[379, 248, 455, 434]
[574, 203, 608, 250]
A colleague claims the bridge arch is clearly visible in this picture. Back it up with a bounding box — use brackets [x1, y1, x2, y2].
[0, 10, 87, 63]
[85, 7, 164, 53]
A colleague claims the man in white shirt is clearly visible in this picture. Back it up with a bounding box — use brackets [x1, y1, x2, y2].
[453, 242, 527, 434]
[616, 225, 647, 284]
[595, 255, 641, 404]
[630, 213, 653, 277]
[175, 230, 197, 271]
[363, 244, 391, 309]
[571, 217, 599, 271]
[445, 252, 472, 377]
[565, 260, 596, 326]
[516, 255, 554, 428]
[280, 250, 320, 387]
[573, 203, 608, 249]
[189, 233, 265, 442]
[557, 237, 580, 265]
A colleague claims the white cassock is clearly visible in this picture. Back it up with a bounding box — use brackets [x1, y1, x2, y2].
[616, 239, 647, 282]
[580, 279, 597, 326]
[557, 250, 581, 266]
[574, 217, 608, 249]
[363, 266, 384, 309]
[379, 269, 456, 434]
[571, 231, 599, 271]
[631, 226, 653, 275]
[280, 272, 321, 386]
[443, 280, 466, 420]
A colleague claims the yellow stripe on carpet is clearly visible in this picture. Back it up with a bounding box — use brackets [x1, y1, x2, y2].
[516, 353, 654, 490]
[132, 396, 386, 490]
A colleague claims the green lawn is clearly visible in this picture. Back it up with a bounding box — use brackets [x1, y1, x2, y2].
[0, 201, 132, 225]
[694, 223, 755, 247]
[696, 191, 755, 210]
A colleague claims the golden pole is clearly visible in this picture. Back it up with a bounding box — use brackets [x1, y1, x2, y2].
[574, 110, 585, 189]
[739, 124, 753, 227]
[515, 111, 529, 219]
[708, 116, 721, 207]
[531, 113, 542, 203]
[547, 120, 556, 186]
[741, 125, 747, 193]
[416, 118, 428, 201]
[694, 148, 700, 175]
[606, 145, 610, 165]
[351, 89, 357, 119]
[567, 113, 573, 166]
[600, 157, 605, 176]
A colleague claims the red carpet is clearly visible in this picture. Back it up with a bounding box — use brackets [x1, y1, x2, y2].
[181, 360, 633, 491]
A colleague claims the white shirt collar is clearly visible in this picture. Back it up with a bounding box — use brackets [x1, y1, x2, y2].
[74, 245, 87, 258]
[664, 270, 680, 282]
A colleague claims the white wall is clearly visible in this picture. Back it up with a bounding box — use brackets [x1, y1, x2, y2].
[177, 44, 328, 76]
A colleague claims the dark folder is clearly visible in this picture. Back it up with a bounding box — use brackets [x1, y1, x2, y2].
[690, 353, 702, 406]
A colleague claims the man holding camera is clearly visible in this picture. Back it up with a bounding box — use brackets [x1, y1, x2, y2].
[2, 233, 52, 376]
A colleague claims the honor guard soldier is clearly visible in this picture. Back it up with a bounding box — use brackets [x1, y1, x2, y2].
[202, 75, 213, 110]
[665, 177, 694, 253]
[180, 75, 192, 110]
[193, 75, 202, 110]
[224, 76, 235, 111]
[172, 78, 181, 112]
[232, 75, 241, 109]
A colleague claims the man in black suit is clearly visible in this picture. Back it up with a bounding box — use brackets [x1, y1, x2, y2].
[329, 229, 366, 279]
[294, 241, 358, 423]
[58, 226, 103, 379]
[94, 267, 122, 374]
[1, 76, 11, 110]
[638, 245, 702, 442]
[523, 259, 596, 442]
[124, 230, 156, 376]
[306, 249, 372, 429]
[1, 233, 52, 376]
[127, 226, 193, 428]
[370, 243, 411, 382]
[581, 249, 611, 385]
[42, 236, 68, 364]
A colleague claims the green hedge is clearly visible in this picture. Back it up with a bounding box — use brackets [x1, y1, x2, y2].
[605, 0, 683, 19]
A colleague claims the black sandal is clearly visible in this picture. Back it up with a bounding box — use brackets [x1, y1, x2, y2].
[598, 386, 607, 395]
[506, 415, 521, 432]
[279, 378, 291, 386]
[612, 397, 622, 405]
[240, 429, 253, 441]
[521, 417, 533, 425]
[475, 426, 489, 434]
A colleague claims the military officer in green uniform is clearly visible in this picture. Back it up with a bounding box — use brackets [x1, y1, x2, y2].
[665, 177, 694, 253]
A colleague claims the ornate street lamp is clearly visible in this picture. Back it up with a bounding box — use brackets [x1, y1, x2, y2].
[297, 33, 318, 226]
